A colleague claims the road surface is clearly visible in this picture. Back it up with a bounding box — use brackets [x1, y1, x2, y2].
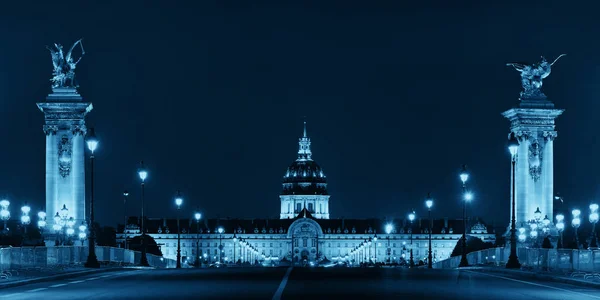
[1, 267, 599, 299]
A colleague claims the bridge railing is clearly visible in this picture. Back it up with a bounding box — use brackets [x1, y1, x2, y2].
[0, 246, 177, 270]
[432, 247, 600, 272]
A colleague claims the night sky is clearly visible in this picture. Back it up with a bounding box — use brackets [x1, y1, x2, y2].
[0, 1, 598, 228]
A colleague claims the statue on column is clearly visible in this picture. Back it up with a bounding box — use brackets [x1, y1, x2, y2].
[506, 54, 566, 100]
[46, 39, 85, 88]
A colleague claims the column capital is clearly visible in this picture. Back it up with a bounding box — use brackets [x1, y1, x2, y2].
[543, 131, 558, 142]
[71, 125, 87, 136]
[43, 125, 58, 136]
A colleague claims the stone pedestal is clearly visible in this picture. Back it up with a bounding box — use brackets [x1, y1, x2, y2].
[502, 98, 563, 228]
[37, 88, 93, 242]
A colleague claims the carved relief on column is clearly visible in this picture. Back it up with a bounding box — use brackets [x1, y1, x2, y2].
[528, 136, 543, 182]
[58, 135, 73, 178]
[43, 125, 58, 136]
[71, 125, 87, 136]
[543, 131, 557, 142]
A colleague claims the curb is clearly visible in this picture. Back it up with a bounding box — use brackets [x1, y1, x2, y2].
[464, 267, 600, 289]
[0, 267, 128, 289]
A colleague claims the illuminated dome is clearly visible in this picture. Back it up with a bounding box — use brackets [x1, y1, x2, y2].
[282, 122, 328, 195]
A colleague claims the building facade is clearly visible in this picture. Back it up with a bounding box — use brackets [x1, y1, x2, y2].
[116, 123, 495, 265]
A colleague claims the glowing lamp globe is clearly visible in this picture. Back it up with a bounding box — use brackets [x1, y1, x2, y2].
[218, 227, 224, 234]
[530, 230, 538, 238]
[66, 227, 75, 235]
[67, 217, 75, 227]
[123, 190, 129, 197]
[556, 222, 565, 231]
[555, 214, 564, 223]
[591, 203, 599, 212]
[385, 223, 393, 234]
[38, 211, 46, 219]
[86, 128, 99, 153]
[79, 232, 87, 240]
[459, 167, 469, 184]
[508, 132, 519, 156]
[530, 223, 538, 230]
[518, 227, 525, 234]
[20, 215, 30, 225]
[591, 212, 599, 224]
[542, 215, 550, 226]
[138, 162, 148, 181]
[408, 212, 415, 222]
[518, 234, 526, 242]
[572, 209, 581, 218]
[60, 204, 68, 219]
[426, 199, 433, 209]
[21, 205, 30, 214]
[53, 224, 61, 231]
[194, 212, 201, 221]
[54, 212, 61, 223]
[0, 210, 9, 219]
[464, 192, 473, 201]
[373, 235, 378, 242]
[572, 217, 581, 228]
[0, 199, 9, 208]
[38, 220, 46, 228]
[79, 224, 87, 232]
[175, 196, 183, 207]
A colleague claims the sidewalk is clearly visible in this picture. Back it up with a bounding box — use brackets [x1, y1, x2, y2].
[0, 265, 130, 289]
[462, 266, 600, 288]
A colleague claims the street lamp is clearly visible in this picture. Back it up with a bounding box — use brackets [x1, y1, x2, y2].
[123, 190, 129, 250]
[21, 202, 31, 233]
[37, 211, 47, 238]
[425, 194, 433, 269]
[194, 211, 201, 268]
[0, 199, 10, 234]
[506, 132, 521, 269]
[233, 233, 238, 264]
[138, 161, 149, 266]
[373, 234, 378, 263]
[589, 204, 599, 248]
[85, 127, 100, 268]
[556, 214, 565, 248]
[175, 191, 183, 269]
[385, 223, 393, 264]
[408, 211, 415, 267]
[459, 164, 470, 268]
[518, 227, 526, 242]
[572, 209, 581, 249]
[79, 221, 87, 246]
[218, 227, 224, 263]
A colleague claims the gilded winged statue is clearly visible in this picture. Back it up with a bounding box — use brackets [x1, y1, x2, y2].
[46, 39, 85, 88]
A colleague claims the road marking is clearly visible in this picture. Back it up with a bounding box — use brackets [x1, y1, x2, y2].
[27, 287, 48, 292]
[466, 271, 600, 299]
[99, 274, 112, 278]
[49, 283, 68, 288]
[86, 276, 101, 280]
[69, 280, 85, 284]
[272, 267, 293, 300]
[0, 293, 22, 298]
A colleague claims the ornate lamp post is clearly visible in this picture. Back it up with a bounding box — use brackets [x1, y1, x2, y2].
[373, 234, 378, 262]
[0, 199, 10, 234]
[20, 203, 31, 242]
[175, 191, 183, 269]
[37, 211, 47, 239]
[459, 164, 470, 267]
[425, 194, 433, 269]
[79, 221, 87, 246]
[518, 227, 527, 243]
[385, 223, 393, 264]
[506, 133, 521, 269]
[138, 162, 149, 266]
[572, 209, 581, 249]
[408, 211, 415, 267]
[123, 190, 129, 250]
[218, 227, 224, 263]
[555, 214, 565, 248]
[233, 233, 238, 264]
[84, 128, 100, 268]
[194, 211, 201, 268]
[589, 204, 598, 248]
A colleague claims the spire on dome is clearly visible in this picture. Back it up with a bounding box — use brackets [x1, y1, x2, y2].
[297, 121, 312, 161]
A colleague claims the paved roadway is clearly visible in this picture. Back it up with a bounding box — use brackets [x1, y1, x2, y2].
[1, 267, 600, 299]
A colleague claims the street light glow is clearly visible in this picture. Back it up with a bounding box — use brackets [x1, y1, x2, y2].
[508, 132, 519, 156]
[385, 223, 393, 234]
[572, 209, 581, 218]
[86, 128, 99, 153]
[38, 211, 46, 219]
[426, 199, 433, 209]
[195, 212, 201, 221]
[408, 212, 415, 222]
[0, 199, 9, 208]
[175, 194, 183, 207]
[464, 192, 473, 201]
[572, 217, 581, 228]
[21, 205, 31, 214]
[138, 161, 148, 182]
[591, 203, 599, 212]
[556, 214, 564, 222]
[218, 227, 224, 234]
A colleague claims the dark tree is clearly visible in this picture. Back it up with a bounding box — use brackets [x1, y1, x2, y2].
[95, 225, 117, 247]
[451, 236, 495, 257]
[541, 236, 553, 249]
[128, 235, 162, 257]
